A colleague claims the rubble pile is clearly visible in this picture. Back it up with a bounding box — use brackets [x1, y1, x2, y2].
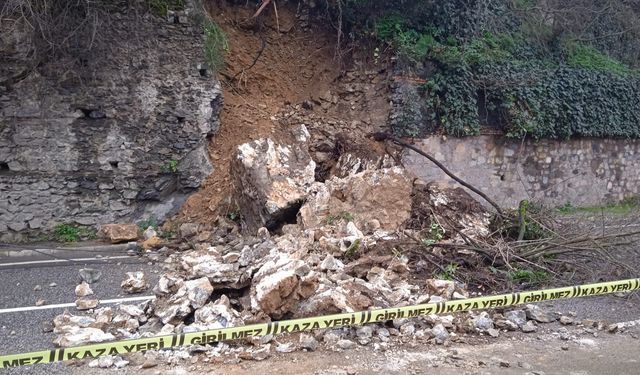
[51, 130, 606, 368]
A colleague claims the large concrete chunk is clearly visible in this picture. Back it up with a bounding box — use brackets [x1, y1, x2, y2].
[231, 126, 316, 232]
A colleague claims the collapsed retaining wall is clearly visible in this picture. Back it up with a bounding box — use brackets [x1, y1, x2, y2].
[0, 8, 221, 241]
[403, 136, 640, 208]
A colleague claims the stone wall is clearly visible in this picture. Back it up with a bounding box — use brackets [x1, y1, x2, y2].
[0, 8, 221, 241]
[403, 136, 640, 209]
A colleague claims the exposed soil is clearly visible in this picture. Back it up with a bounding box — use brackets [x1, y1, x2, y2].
[174, 0, 392, 226]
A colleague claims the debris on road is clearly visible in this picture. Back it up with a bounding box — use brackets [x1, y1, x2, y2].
[121, 271, 149, 294]
[98, 224, 139, 244]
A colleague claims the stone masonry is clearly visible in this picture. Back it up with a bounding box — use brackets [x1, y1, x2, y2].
[0, 7, 221, 241]
[403, 136, 640, 208]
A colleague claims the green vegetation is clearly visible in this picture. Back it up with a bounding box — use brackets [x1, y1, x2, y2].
[326, 211, 355, 225]
[421, 222, 445, 246]
[557, 197, 640, 215]
[53, 224, 96, 242]
[344, 238, 362, 259]
[435, 263, 459, 281]
[203, 20, 228, 73]
[348, 1, 640, 140]
[137, 217, 158, 231]
[146, 0, 185, 17]
[160, 159, 178, 173]
[508, 268, 549, 284]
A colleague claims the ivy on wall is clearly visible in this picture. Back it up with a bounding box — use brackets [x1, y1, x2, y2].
[349, 0, 640, 139]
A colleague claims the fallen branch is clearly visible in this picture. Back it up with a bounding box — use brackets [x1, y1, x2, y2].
[372, 132, 505, 216]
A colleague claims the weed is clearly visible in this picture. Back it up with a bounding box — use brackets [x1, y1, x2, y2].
[54, 224, 95, 242]
[422, 222, 445, 246]
[508, 268, 549, 284]
[344, 238, 361, 259]
[203, 20, 228, 73]
[137, 217, 158, 231]
[160, 230, 175, 239]
[326, 211, 355, 225]
[435, 263, 459, 281]
[160, 159, 178, 173]
[555, 197, 640, 215]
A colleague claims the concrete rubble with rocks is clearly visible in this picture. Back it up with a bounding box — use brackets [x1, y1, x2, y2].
[51, 131, 627, 369]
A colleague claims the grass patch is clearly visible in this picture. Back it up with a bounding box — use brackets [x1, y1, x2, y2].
[160, 159, 178, 173]
[53, 224, 96, 242]
[508, 268, 549, 284]
[435, 263, 459, 281]
[203, 20, 228, 73]
[567, 43, 636, 76]
[137, 217, 158, 231]
[556, 197, 640, 215]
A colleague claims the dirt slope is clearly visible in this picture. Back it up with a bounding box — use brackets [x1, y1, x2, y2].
[175, 1, 392, 226]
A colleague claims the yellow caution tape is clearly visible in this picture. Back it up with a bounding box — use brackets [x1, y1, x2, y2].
[1, 278, 638, 368]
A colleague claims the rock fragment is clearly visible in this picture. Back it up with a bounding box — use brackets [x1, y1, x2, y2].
[121, 271, 149, 294]
[75, 281, 94, 297]
[98, 224, 139, 243]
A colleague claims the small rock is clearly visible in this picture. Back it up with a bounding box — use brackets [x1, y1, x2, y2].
[89, 355, 115, 368]
[299, 334, 318, 351]
[76, 297, 99, 310]
[250, 345, 271, 361]
[223, 252, 241, 263]
[432, 324, 450, 344]
[356, 326, 373, 345]
[276, 342, 295, 353]
[487, 328, 500, 337]
[607, 323, 620, 333]
[33, 285, 42, 291]
[561, 344, 569, 351]
[505, 310, 527, 327]
[180, 223, 200, 238]
[336, 339, 356, 350]
[121, 271, 149, 294]
[559, 315, 574, 325]
[79, 268, 102, 284]
[143, 227, 158, 240]
[49, 282, 57, 287]
[399, 323, 415, 336]
[473, 312, 494, 332]
[142, 236, 162, 250]
[75, 281, 94, 297]
[499, 360, 511, 368]
[525, 304, 556, 323]
[320, 255, 344, 271]
[346, 367, 357, 375]
[426, 279, 455, 298]
[521, 321, 537, 333]
[518, 361, 533, 370]
[42, 321, 54, 333]
[113, 356, 129, 368]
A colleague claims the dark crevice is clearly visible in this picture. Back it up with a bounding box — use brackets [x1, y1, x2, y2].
[265, 200, 304, 234]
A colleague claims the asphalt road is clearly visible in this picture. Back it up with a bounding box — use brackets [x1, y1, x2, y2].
[0, 246, 163, 375]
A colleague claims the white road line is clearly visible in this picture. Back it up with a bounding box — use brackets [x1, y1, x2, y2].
[0, 296, 156, 314]
[0, 256, 132, 267]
